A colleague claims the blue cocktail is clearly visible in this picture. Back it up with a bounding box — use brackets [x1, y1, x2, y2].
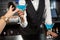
[16, 5, 26, 11]
[45, 24, 54, 30]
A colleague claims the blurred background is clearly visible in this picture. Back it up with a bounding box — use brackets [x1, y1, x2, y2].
[0, 0, 60, 40]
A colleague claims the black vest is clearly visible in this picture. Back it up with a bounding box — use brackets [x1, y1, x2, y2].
[20, 0, 45, 35]
[26, 0, 45, 26]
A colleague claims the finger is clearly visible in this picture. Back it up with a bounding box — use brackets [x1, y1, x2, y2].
[51, 33, 58, 37]
[47, 32, 49, 35]
[9, 5, 12, 9]
[52, 35, 57, 38]
[11, 7, 14, 11]
[13, 8, 19, 13]
[18, 11, 24, 15]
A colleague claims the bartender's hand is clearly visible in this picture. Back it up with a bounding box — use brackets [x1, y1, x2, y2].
[17, 10, 28, 27]
[18, 10, 24, 17]
[18, 10, 25, 22]
[47, 31, 58, 38]
[4, 5, 19, 17]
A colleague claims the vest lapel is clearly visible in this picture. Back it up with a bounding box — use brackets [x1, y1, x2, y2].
[25, 0, 37, 19]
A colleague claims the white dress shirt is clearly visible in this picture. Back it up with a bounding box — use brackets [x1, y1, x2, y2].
[31, 0, 39, 11]
[45, 0, 52, 24]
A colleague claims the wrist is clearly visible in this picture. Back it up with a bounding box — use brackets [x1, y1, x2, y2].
[4, 14, 9, 18]
[1, 16, 9, 23]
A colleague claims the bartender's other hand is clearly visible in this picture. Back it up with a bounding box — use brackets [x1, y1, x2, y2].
[50, 31, 58, 38]
[4, 5, 19, 17]
[47, 31, 58, 38]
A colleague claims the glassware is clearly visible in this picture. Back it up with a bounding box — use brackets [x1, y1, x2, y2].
[45, 24, 54, 30]
[16, 5, 26, 11]
[16, 0, 26, 11]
